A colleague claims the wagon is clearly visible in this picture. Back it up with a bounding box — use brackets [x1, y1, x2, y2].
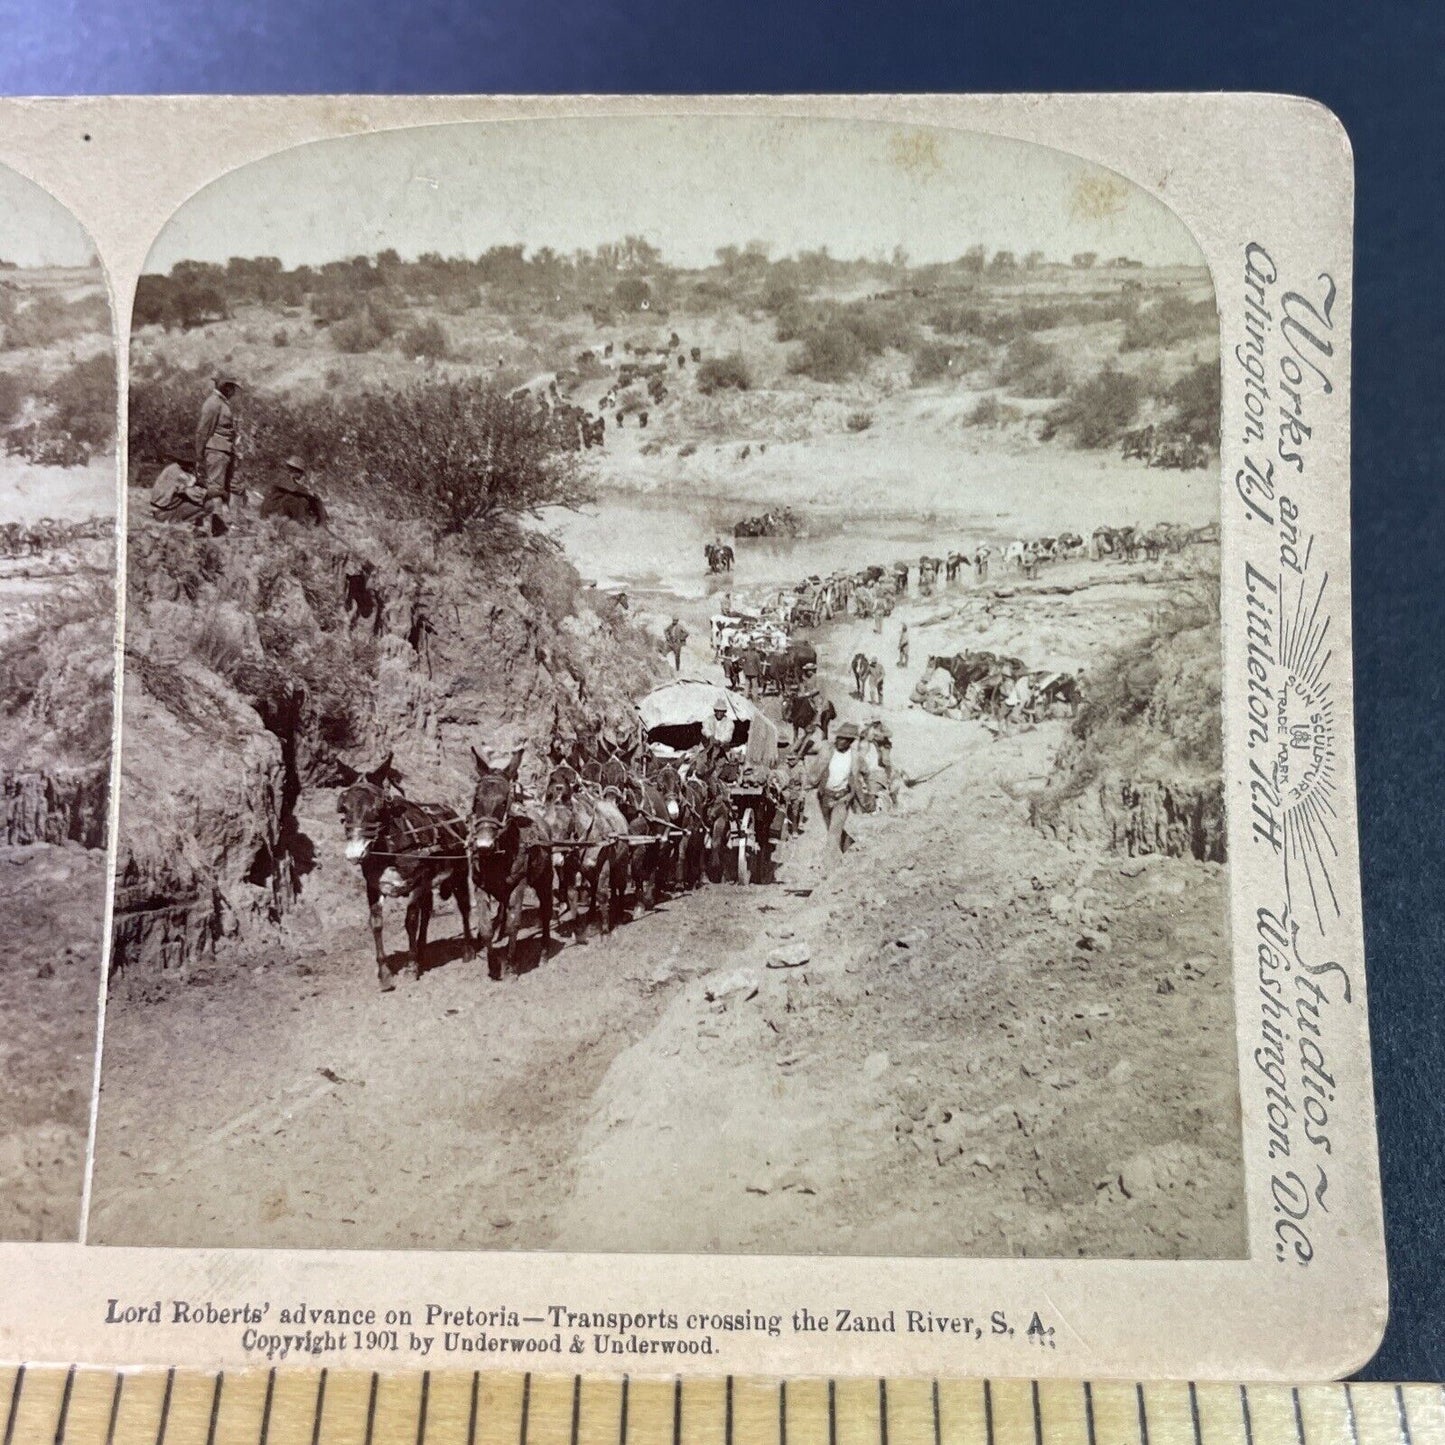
[725, 773, 772, 884]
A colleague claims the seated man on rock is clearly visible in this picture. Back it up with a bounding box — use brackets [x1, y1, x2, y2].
[149, 450, 227, 533]
[260, 455, 328, 526]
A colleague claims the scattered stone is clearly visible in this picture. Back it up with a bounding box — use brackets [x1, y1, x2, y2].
[971, 1153, 995, 1171]
[1156, 977, 1176, 994]
[862, 1051, 890, 1080]
[766, 944, 810, 969]
[35, 960, 54, 979]
[1119, 858, 1147, 878]
[1048, 893, 1074, 922]
[704, 968, 760, 1002]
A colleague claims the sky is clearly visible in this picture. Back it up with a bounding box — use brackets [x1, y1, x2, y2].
[0, 164, 98, 268]
[147, 114, 1206, 273]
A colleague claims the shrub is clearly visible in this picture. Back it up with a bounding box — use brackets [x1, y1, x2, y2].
[1167, 361, 1221, 447]
[696, 352, 751, 395]
[0, 369, 29, 426]
[399, 317, 449, 360]
[1, 291, 110, 349]
[678, 442, 697, 458]
[966, 393, 1002, 427]
[994, 336, 1069, 397]
[1120, 294, 1215, 351]
[910, 341, 959, 385]
[1042, 366, 1142, 448]
[789, 323, 867, 382]
[44, 353, 115, 454]
[272, 328, 290, 347]
[330, 312, 385, 353]
[845, 411, 873, 433]
[343, 377, 594, 538]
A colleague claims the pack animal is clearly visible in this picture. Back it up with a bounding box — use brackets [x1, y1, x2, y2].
[337, 755, 474, 991]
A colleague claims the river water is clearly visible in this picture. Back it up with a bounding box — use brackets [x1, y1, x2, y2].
[548, 495, 1012, 613]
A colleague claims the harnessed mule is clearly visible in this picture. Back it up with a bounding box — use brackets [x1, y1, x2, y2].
[337, 755, 474, 991]
[544, 766, 631, 938]
[468, 747, 554, 977]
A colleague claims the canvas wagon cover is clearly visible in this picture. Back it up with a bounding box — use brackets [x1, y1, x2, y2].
[637, 679, 758, 730]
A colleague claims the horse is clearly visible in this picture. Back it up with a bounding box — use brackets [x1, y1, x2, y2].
[851, 651, 870, 700]
[468, 746, 554, 977]
[337, 754, 474, 992]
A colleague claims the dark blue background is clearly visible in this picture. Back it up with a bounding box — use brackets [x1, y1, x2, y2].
[3, 0, 1440, 1384]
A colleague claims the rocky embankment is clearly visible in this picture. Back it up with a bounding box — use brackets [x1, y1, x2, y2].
[111, 509, 667, 996]
[1029, 590, 1224, 863]
[2, 765, 108, 848]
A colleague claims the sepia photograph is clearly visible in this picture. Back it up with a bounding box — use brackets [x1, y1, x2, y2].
[88, 115, 1241, 1260]
[0, 165, 115, 1242]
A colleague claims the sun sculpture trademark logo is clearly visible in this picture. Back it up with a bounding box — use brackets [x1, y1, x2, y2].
[1274, 572, 1339, 931]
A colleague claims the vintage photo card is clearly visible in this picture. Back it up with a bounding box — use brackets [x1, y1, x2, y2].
[0, 94, 1381, 1381]
[0, 163, 115, 1244]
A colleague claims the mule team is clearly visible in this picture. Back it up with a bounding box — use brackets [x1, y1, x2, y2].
[336, 731, 779, 993]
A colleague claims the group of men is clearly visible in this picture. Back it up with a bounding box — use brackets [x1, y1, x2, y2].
[148, 371, 328, 533]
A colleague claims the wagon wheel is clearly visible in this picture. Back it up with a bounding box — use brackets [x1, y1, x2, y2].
[735, 805, 756, 884]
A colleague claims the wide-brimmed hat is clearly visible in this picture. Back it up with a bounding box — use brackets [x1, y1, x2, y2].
[835, 722, 860, 741]
[284, 455, 307, 473]
[213, 371, 242, 388]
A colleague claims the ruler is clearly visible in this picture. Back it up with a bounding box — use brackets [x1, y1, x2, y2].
[2, 1370, 1442, 1445]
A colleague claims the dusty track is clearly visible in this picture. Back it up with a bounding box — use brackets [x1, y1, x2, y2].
[89, 560, 1244, 1258]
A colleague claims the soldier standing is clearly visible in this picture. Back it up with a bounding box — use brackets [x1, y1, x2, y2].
[196, 371, 242, 510]
[663, 616, 688, 671]
[897, 623, 910, 669]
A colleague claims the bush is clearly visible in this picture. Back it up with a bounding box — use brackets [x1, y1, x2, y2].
[1167, 361, 1221, 447]
[45, 353, 115, 454]
[0, 369, 29, 427]
[272, 328, 290, 347]
[1042, 366, 1142, 448]
[789, 323, 867, 382]
[678, 442, 697, 458]
[966, 393, 1002, 427]
[845, 411, 873, 433]
[399, 317, 449, 360]
[330, 312, 385, 353]
[910, 341, 959, 385]
[1120, 294, 1215, 351]
[695, 352, 751, 395]
[1, 291, 110, 349]
[994, 336, 1069, 397]
[343, 377, 594, 538]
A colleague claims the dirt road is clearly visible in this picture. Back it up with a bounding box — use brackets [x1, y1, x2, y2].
[89, 561, 1244, 1258]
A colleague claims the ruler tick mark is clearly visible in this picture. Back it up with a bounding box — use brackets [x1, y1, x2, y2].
[521, 1374, 532, 1445]
[1396, 1386, 1414, 1445]
[1188, 1384, 1202, 1445]
[931, 1381, 941, 1445]
[309, 1371, 325, 1445]
[53, 1366, 75, 1445]
[364, 1375, 379, 1445]
[570, 1376, 581, 1445]
[417, 1373, 430, 1445]
[727, 1378, 734, 1445]
[984, 1380, 995, 1445]
[4, 1367, 23, 1445]
[829, 1382, 838, 1445]
[1031, 1381, 1042, 1445]
[1136, 1384, 1149, 1445]
[1343, 1386, 1359, 1445]
[1241, 1385, 1257, 1445]
[879, 1380, 888, 1445]
[257, 1370, 275, 1445]
[1292, 1388, 1306, 1445]
[103, 1375, 123, 1445]
[155, 1370, 175, 1445]
[779, 1381, 787, 1445]
[619, 1377, 629, 1445]
[466, 1374, 479, 1445]
[1084, 1383, 1097, 1445]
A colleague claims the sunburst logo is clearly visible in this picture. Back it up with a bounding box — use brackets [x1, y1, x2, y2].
[1275, 571, 1339, 931]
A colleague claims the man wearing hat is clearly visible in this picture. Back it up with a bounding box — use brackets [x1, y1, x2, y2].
[196, 372, 242, 510]
[704, 694, 735, 749]
[809, 720, 870, 867]
[149, 448, 226, 533]
[260, 455, 328, 526]
[663, 615, 688, 671]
